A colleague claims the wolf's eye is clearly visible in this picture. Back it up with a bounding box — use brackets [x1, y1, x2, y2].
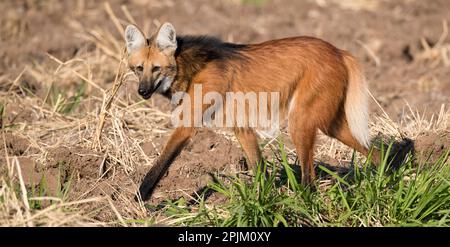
[152, 66, 161, 73]
[135, 65, 144, 73]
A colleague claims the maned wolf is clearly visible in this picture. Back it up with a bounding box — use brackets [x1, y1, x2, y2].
[124, 23, 380, 201]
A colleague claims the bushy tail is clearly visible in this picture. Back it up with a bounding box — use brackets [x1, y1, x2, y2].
[343, 53, 370, 148]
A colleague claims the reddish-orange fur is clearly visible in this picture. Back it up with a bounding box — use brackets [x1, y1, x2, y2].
[125, 24, 379, 200]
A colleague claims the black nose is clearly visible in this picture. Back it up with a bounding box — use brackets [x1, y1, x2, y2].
[138, 87, 146, 95]
[138, 84, 149, 96]
[138, 84, 152, 99]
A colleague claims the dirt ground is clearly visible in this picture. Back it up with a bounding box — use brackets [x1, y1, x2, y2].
[0, 0, 449, 224]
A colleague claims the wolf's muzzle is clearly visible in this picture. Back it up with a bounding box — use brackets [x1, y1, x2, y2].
[138, 83, 153, 99]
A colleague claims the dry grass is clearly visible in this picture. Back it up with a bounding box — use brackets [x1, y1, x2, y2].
[313, 0, 380, 11]
[0, 156, 103, 227]
[416, 20, 450, 68]
[0, 3, 167, 226]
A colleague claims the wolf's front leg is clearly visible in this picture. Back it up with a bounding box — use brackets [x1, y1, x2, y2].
[137, 127, 196, 201]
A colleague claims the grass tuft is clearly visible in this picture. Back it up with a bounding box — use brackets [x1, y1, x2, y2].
[160, 145, 450, 227]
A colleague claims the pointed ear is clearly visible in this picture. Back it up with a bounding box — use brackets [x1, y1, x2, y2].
[155, 23, 177, 53]
[125, 24, 146, 54]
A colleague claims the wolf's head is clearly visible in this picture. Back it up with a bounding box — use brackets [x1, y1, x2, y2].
[124, 23, 177, 99]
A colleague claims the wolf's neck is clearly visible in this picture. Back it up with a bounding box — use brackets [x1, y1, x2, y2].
[168, 35, 247, 95]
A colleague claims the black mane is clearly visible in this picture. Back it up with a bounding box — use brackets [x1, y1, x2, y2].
[175, 35, 248, 62]
[172, 35, 249, 86]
